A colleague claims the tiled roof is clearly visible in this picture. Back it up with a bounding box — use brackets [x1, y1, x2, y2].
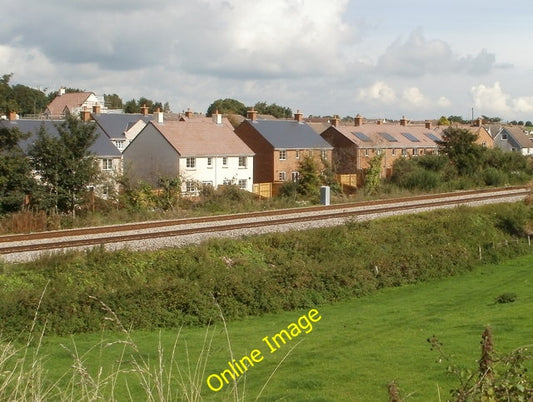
[501, 126, 533, 148]
[330, 123, 441, 148]
[245, 119, 332, 149]
[46, 92, 94, 115]
[0, 119, 121, 157]
[150, 118, 254, 156]
[92, 113, 153, 139]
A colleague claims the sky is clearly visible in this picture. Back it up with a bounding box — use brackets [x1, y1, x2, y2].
[1, 0, 533, 122]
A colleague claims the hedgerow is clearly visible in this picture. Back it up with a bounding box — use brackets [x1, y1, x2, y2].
[0, 202, 531, 338]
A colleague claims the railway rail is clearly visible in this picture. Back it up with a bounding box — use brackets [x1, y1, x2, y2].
[0, 186, 529, 263]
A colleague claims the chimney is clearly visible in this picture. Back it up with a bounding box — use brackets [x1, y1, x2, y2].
[80, 107, 91, 122]
[154, 107, 164, 124]
[59, 87, 65, 96]
[331, 115, 340, 127]
[400, 116, 408, 127]
[8, 110, 17, 121]
[212, 109, 222, 125]
[425, 120, 431, 129]
[294, 109, 304, 123]
[354, 114, 364, 127]
[140, 104, 149, 116]
[377, 119, 383, 125]
[185, 108, 193, 118]
[476, 117, 483, 127]
[92, 104, 101, 114]
[247, 107, 257, 121]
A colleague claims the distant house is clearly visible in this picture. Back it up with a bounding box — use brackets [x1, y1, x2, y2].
[493, 126, 533, 155]
[321, 115, 441, 177]
[234, 110, 333, 184]
[44, 88, 104, 118]
[0, 112, 122, 197]
[123, 112, 255, 193]
[89, 109, 154, 152]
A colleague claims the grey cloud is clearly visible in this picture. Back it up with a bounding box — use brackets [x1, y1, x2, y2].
[377, 29, 497, 77]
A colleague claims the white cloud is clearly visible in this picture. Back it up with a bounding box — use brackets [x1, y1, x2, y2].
[470, 82, 533, 118]
[376, 29, 496, 77]
[357, 81, 396, 104]
[402, 87, 426, 106]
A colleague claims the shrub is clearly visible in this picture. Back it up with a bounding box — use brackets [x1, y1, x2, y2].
[495, 292, 517, 304]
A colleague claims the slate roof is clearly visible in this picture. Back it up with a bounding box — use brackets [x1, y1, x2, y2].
[501, 126, 533, 149]
[245, 119, 332, 149]
[92, 113, 153, 139]
[328, 123, 442, 148]
[0, 119, 121, 157]
[46, 92, 94, 115]
[146, 118, 254, 157]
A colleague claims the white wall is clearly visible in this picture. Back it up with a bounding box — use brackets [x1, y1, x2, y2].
[179, 155, 254, 192]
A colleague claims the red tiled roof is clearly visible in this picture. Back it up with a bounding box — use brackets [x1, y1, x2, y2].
[46, 92, 94, 115]
[153, 118, 254, 156]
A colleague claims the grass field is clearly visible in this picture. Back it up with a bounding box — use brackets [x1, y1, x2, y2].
[24, 253, 533, 400]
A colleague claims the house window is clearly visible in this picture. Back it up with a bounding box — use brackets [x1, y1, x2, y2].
[207, 157, 212, 167]
[115, 141, 125, 150]
[279, 150, 286, 160]
[238, 179, 247, 189]
[482, 141, 487, 148]
[223, 179, 233, 185]
[364, 149, 369, 157]
[392, 148, 396, 156]
[402, 149, 407, 157]
[295, 150, 300, 159]
[502, 134, 508, 140]
[321, 150, 327, 160]
[186, 157, 196, 168]
[222, 157, 228, 166]
[292, 171, 300, 182]
[185, 181, 196, 193]
[102, 159, 113, 170]
[279, 171, 286, 181]
[238, 156, 246, 167]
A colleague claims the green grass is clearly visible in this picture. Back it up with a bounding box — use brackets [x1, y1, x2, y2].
[27, 253, 533, 401]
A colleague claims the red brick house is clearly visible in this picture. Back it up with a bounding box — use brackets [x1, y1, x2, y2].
[234, 110, 333, 184]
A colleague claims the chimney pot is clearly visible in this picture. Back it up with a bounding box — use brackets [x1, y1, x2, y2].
[140, 104, 149, 116]
[247, 107, 258, 121]
[80, 107, 91, 122]
[185, 108, 193, 118]
[425, 120, 431, 129]
[354, 114, 364, 126]
[331, 115, 340, 127]
[294, 109, 304, 123]
[92, 104, 101, 114]
[400, 116, 408, 127]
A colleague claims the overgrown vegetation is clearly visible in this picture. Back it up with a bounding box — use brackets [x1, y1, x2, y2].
[0, 202, 532, 338]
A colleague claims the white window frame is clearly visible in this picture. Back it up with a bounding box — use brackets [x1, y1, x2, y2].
[291, 171, 299, 182]
[102, 159, 113, 170]
[238, 156, 246, 167]
[185, 181, 196, 193]
[222, 157, 228, 166]
[295, 150, 300, 159]
[186, 157, 196, 169]
[279, 171, 286, 181]
[238, 179, 247, 189]
[279, 150, 286, 160]
[207, 157, 213, 167]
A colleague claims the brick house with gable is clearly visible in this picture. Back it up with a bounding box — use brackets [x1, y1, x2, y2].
[234, 109, 333, 185]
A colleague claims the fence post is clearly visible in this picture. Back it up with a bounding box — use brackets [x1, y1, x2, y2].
[478, 245, 482, 260]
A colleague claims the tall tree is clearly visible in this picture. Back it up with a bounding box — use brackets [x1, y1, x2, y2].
[104, 93, 123, 109]
[29, 115, 99, 216]
[253, 101, 292, 119]
[0, 126, 36, 213]
[206, 98, 247, 116]
[437, 126, 484, 176]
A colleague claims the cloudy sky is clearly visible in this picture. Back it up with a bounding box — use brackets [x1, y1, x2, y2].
[2, 0, 532, 121]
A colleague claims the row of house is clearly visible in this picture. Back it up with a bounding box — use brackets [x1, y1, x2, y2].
[3, 90, 533, 198]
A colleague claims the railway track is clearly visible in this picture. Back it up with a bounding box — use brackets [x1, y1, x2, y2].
[0, 186, 529, 262]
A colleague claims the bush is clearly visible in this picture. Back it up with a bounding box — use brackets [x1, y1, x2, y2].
[495, 292, 517, 304]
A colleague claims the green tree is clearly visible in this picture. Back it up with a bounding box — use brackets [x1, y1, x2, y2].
[364, 153, 384, 195]
[438, 116, 450, 126]
[104, 93, 123, 109]
[206, 98, 247, 116]
[437, 126, 484, 176]
[0, 127, 36, 213]
[253, 101, 292, 119]
[29, 115, 99, 216]
[297, 155, 321, 196]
